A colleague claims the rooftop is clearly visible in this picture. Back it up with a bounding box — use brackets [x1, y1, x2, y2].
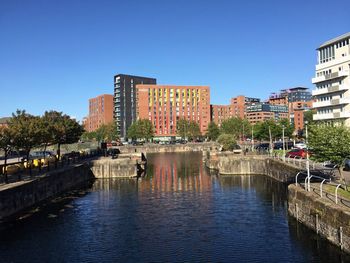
[318, 32, 350, 49]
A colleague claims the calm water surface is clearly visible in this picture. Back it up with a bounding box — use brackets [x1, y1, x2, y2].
[0, 152, 349, 263]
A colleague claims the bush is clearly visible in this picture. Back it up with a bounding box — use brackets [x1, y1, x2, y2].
[217, 134, 236, 151]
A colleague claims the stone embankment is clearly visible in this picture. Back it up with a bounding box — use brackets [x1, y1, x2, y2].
[288, 184, 350, 253]
[205, 149, 350, 253]
[0, 163, 94, 222]
[90, 153, 141, 178]
[204, 151, 299, 183]
[0, 153, 144, 222]
[120, 142, 217, 154]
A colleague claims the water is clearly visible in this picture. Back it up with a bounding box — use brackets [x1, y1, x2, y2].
[0, 152, 349, 263]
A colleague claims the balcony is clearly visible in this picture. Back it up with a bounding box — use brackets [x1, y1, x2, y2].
[313, 113, 334, 121]
[313, 100, 332, 108]
[313, 112, 350, 121]
[311, 71, 349, 84]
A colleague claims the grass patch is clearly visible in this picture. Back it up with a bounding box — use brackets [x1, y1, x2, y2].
[324, 184, 350, 200]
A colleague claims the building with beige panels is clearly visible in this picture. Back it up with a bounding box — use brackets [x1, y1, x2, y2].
[136, 85, 210, 137]
[85, 94, 114, 132]
[312, 32, 350, 125]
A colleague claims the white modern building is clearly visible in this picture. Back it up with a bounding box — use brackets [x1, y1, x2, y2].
[312, 32, 350, 125]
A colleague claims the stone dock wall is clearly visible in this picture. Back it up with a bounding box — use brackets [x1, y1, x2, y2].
[120, 142, 217, 154]
[288, 184, 350, 253]
[0, 163, 94, 221]
[0, 154, 143, 221]
[205, 151, 299, 183]
[90, 155, 139, 178]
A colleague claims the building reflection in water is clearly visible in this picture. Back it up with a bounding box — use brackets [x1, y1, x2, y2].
[141, 152, 212, 193]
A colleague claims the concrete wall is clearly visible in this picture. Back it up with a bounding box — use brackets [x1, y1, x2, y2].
[288, 184, 350, 253]
[0, 163, 94, 221]
[120, 142, 218, 154]
[205, 151, 300, 183]
[90, 157, 138, 178]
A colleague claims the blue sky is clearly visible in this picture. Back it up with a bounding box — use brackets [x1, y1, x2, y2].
[1, 0, 350, 121]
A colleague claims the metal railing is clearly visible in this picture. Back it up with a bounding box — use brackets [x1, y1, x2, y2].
[295, 172, 350, 208]
[0, 149, 103, 185]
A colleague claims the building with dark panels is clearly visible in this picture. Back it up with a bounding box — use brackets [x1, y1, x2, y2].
[246, 103, 289, 124]
[114, 74, 156, 139]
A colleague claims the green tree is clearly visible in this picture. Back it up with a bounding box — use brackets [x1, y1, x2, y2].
[42, 111, 84, 158]
[253, 119, 278, 141]
[304, 110, 316, 125]
[206, 122, 220, 141]
[217, 133, 236, 151]
[188, 121, 201, 141]
[127, 119, 154, 141]
[0, 126, 12, 183]
[176, 119, 201, 141]
[176, 118, 189, 139]
[220, 117, 251, 140]
[7, 110, 42, 173]
[308, 125, 350, 186]
[276, 118, 294, 139]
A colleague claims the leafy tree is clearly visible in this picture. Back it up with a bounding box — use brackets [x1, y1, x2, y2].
[0, 126, 12, 183]
[304, 109, 316, 125]
[308, 125, 350, 186]
[127, 119, 154, 141]
[217, 133, 236, 151]
[276, 118, 294, 139]
[253, 119, 278, 141]
[176, 118, 189, 139]
[138, 119, 154, 141]
[187, 121, 201, 141]
[42, 111, 84, 158]
[206, 122, 220, 141]
[220, 117, 251, 140]
[176, 119, 201, 141]
[7, 110, 42, 174]
[81, 131, 97, 141]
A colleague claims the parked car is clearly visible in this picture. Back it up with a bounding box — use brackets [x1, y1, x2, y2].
[132, 141, 144, 146]
[274, 141, 294, 150]
[255, 143, 270, 151]
[285, 148, 311, 159]
[343, 159, 350, 171]
[294, 142, 307, 149]
[229, 144, 242, 154]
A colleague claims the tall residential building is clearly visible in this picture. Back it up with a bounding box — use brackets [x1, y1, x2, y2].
[312, 32, 350, 125]
[136, 85, 210, 137]
[210, 96, 260, 125]
[114, 74, 156, 139]
[246, 103, 288, 124]
[85, 94, 114, 132]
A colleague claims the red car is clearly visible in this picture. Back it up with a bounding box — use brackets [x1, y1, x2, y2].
[285, 148, 311, 159]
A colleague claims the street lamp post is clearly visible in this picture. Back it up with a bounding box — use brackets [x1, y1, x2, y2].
[251, 126, 254, 152]
[305, 121, 310, 191]
[282, 125, 285, 162]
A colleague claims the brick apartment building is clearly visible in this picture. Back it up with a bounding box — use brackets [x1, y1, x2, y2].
[210, 105, 232, 127]
[211, 95, 260, 126]
[268, 87, 312, 133]
[136, 85, 210, 137]
[84, 94, 114, 132]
